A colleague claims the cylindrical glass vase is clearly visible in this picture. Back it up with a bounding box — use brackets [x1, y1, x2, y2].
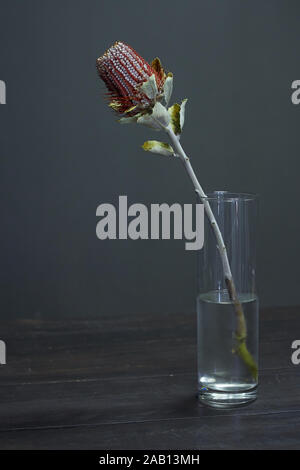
[197, 191, 259, 408]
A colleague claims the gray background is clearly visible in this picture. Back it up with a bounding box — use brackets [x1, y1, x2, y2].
[0, 0, 299, 319]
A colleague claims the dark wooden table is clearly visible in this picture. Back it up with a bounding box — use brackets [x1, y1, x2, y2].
[0, 306, 299, 449]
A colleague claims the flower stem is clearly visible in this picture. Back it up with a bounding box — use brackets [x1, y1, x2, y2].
[165, 126, 258, 381]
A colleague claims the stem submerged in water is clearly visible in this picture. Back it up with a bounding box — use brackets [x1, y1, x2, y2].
[165, 126, 258, 381]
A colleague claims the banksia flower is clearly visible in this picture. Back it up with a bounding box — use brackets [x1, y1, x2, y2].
[96, 41, 173, 122]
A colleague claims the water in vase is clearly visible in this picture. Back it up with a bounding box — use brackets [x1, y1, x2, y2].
[197, 290, 258, 407]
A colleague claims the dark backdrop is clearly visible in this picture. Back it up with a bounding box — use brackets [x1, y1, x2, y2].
[0, 0, 299, 319]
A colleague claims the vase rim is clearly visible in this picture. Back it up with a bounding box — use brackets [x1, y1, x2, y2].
[202, 190, 258, 202]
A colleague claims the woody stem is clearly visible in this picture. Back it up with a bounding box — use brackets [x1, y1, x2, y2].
[165, 125, 258, 381]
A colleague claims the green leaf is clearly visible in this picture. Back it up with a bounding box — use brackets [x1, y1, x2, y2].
[140, 74, 158, 100]
[163, 74, 173, 107]
[137, 113, 161, 130]
[168, 99, 188, 135]
[142, 140, 175, 157]
[168, 103, 181, 135]
[180, 99, 188, 131]
[151, 102, 170, 128]
[119, 115, 140, 124]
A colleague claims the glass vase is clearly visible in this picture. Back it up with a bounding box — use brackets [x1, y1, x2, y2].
[197, 191, 259, 408]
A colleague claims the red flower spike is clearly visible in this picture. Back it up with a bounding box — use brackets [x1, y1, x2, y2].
[96, 42, 165, 115]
